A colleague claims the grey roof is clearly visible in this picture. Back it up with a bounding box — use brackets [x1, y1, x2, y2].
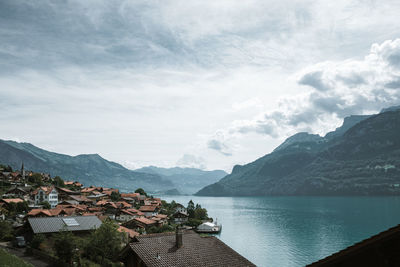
[28, 216, 102, 234]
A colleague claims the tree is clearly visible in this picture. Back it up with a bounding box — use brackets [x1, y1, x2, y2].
[110, 191, 121, 202]
[194, 207, 208, 220]
[187, 200, 195, 218]
[84, 219, 123, 265]
[0, 164, 12, 172]
[54, 230, 77, 265]
[16, 201, 29, 213]
[28, 173, 43, 186]
[134, 188, 147, 196]
[40, 201, 51, 209]
[53, 176, 64, 187]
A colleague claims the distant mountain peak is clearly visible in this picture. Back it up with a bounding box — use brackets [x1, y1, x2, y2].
[273, 132, 323, 152]
[380, 105, 400, 113]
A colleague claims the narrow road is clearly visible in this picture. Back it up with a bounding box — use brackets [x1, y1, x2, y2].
[0, 242, 50, 267]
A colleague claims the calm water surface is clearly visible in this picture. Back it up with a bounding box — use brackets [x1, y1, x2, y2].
[160, 196, 400, 267]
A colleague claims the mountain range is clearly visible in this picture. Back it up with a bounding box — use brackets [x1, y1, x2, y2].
[196, 107, 400, 196]
[0, 139, 226, 194]
[134, 166, 227, 194]
[0, 140, 175, 192]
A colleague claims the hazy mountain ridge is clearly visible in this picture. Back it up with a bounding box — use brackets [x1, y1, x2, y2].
[135, 166, 227, 194]
[0, 140, 173, 192]
[196, 108, 400, 196]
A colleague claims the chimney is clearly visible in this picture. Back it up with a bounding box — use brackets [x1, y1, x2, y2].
[176, 226, 183, 248]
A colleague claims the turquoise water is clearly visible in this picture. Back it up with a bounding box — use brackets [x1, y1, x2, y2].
[161, 196, 400, 267]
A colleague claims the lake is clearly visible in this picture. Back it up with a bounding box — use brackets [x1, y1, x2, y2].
[160, 195, 400, 267]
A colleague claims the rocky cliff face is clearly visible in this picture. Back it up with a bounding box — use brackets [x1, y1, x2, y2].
[196, 109, 400, 196]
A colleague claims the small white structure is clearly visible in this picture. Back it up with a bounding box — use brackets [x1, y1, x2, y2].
[196, 221, 222, 233]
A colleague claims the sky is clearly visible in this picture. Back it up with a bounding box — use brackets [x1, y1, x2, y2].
[1, 0, 400, 172]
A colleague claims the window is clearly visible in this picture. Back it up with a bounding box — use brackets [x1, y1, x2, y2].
[62, 218, 79, 226]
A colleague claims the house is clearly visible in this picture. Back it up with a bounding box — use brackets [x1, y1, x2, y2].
[173, 211, 188, 224]
[27, 215, 102, 235]
[175, 203, 187, 214]
[121, 193, 140, 203]
[123, 217, 157, 231]
[81, 187, 97, 195]
[32, 186, 59, 208]
[4, 186, 31, 201]
[139, 205, 158, 217]
[87, 192, 108, 201]
[116, 210, 137, 222]
[0, 198, 25, 209]
[118, 226, 139, 240]
[56, 187, 80, 201]
[151, 214, 168, 226]
[69, 195, 93, 205]
[119, 228, 256, 267]
[308, 224, 400, 267]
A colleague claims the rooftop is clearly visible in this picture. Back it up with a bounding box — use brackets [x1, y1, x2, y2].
[120, 230, 255, 267]
[28, 215, 102, 234]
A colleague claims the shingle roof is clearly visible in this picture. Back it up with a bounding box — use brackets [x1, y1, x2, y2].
[135, 217, 157, 225]
[139, 205, 157, 212]
[308, 223, 400, 266]
[1, 198, 24, 204]
[32, 186, 55, 195]
[123, 230, 255, 267]
[118, 226, 139, 238]
[28, 215, 102, 234]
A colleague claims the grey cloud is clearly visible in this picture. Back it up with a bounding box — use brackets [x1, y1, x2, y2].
[336, 73, 366, 87]
[385, 79, 400, 89]
[207, 139, 232, 156]
[298, 71, 331, 91]
[287, 109, 319, 126]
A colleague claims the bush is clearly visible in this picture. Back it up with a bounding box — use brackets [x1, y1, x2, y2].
[30, 234, 45, 249]
[0, 221, 14, 241]
[84, 220, 123, 265]
[39, 201, 51, 209]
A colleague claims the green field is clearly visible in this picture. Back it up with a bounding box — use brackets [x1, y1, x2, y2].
[0, 248, 33, 267]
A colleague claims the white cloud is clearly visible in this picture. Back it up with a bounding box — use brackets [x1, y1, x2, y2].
[176, 154, 206, 170]
[208, 38, 400, 155]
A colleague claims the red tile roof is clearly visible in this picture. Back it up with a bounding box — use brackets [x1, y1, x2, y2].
[118, 226, 139, 239]
[32, 186, 56, 195]
[81, 187, 96, 193]
[1, 198, 24, 204]
[27, 209, 52, 217]
[155, 214, 168, 219]
[116, 201, 132, 208]
[135, 217, 157, 226]
[139, 205, 157, 212]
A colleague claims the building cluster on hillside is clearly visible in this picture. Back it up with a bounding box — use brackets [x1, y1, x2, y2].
[0, 164, 190, 238]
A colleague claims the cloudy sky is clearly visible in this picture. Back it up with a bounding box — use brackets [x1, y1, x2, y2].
[1, 0, 400, 172]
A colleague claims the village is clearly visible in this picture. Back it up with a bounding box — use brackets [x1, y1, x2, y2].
[0, 163, 251, 267]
